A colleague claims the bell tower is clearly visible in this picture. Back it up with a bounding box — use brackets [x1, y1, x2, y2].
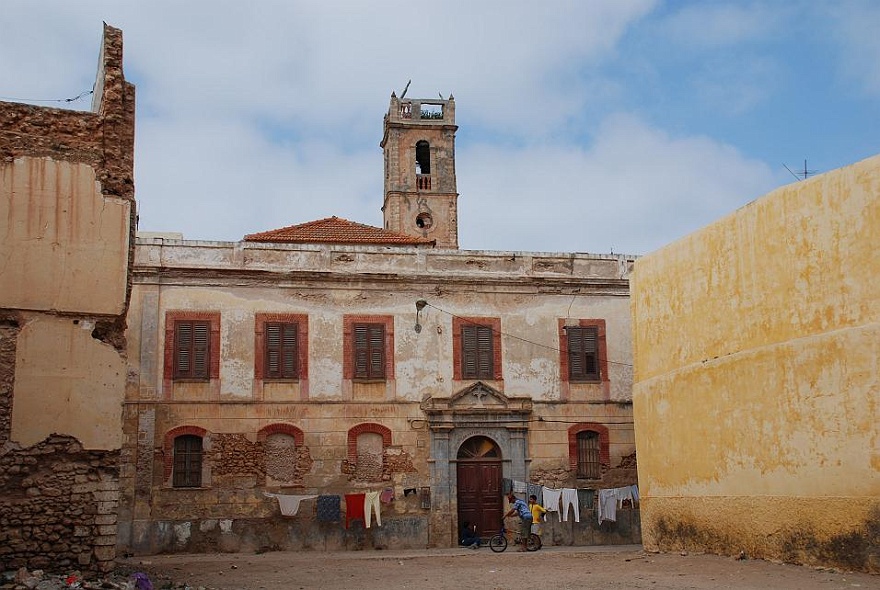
[381, 93, 459, 249]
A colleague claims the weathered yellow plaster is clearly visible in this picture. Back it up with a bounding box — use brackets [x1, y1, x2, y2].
[632, 154, 880, 571]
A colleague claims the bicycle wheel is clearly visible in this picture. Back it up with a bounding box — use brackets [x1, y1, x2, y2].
[488, 534, 508, 552]
[526, 533, 541, 551]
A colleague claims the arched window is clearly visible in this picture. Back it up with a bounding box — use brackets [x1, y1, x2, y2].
[567, 423, 610, 479]
[164, 425, 208, 488]
[416, 140, 431, 175]
[457, 436, 500, 460]
[173, 434, 203, 488]
[346, 423, 392, 482]
[576, 431, 600, 479]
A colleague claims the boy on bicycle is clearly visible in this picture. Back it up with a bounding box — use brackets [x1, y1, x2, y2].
[503, 492, 533, 552]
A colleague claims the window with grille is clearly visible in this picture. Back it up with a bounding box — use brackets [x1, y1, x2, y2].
[567, 325, 600, 381]
[353, 323, 385, 379]
[576, 430, 600, 479]
[264, 322, 298, 379]
[174, 320, 211, 380]
[173, 434, 203, 487]
[461, 324, 494, 379]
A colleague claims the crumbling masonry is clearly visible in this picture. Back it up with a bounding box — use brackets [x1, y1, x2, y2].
[0, 24, 135, 573]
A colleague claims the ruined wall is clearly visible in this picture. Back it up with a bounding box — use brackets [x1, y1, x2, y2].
[631, 154, 880, 572]
[0, 24, 134, 573]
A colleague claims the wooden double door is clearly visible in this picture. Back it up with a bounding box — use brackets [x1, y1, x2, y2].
[456, 436, 503, 538]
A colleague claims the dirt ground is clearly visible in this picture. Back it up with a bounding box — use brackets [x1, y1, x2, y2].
[125, 545, 879, 590]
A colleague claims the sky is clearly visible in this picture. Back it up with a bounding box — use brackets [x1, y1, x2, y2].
[1, 1, 878, 256]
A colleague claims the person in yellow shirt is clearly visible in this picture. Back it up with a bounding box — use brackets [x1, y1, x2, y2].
[528, 494, 547, 540]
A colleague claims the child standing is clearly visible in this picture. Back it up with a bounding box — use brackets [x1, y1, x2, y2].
[528, 494, 547, 541]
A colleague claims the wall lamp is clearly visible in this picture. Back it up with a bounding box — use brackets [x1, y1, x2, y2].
[414, 299, 428, 333]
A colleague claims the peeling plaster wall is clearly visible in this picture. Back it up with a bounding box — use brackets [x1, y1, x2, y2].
[121, 242, 639, 553]
[631, 154, 880, 572]
[0, 158, 130, 314]
[10, 315, 126, 448]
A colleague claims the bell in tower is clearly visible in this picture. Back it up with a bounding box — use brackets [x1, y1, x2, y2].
[381, 91, 459, 249]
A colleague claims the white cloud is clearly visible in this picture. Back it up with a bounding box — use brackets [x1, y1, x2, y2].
[658, 2, 781, 49]
[457, 114, 779, 254]
[825, 1, 880, 97]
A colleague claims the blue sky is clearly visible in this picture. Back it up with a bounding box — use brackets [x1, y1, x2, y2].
[1, 1, 878, 255]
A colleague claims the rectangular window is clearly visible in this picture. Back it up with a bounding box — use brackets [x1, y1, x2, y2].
[264, 322, 298, 379]
[461, 324, 494, 380]
[567, 326, 599, 381]
[353, 323, 385, 379]
[174, 320, 211, 380]
[173, 435, 203, 487]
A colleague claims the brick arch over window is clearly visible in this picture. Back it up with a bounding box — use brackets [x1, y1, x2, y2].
[163, 425, 208, 481]
[257, 423, 305, 447]
[567, 423, 610, 472]
[346, 423, 392, 463]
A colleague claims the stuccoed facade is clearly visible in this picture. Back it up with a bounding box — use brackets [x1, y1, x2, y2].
[631, 154, 880, 573]
[120, 240, 640, 553]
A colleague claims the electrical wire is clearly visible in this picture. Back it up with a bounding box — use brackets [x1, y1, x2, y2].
[421, 301, 634, 369]
[0, 89, 93, 104]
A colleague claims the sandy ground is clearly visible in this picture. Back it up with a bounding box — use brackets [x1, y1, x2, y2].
[125, 545, 879, 590]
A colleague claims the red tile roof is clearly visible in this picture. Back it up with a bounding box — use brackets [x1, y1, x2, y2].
[243, 216, 436, 247]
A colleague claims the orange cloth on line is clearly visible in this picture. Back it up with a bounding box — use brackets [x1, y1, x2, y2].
[345, 493, 366, 529]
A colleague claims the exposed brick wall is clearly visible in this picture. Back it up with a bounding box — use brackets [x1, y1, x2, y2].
[0, 27, 133, 202]
[0, 319, 20, 446]
[210, 433, 264, 481]
[0, 435, 119, 574]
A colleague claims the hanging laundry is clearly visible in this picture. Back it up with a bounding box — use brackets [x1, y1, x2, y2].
[345, 493, 366, 529]
[317, 495, 341, 522]
[263, 493, 318, 517]
[542, 488, 562, 520]
[560, 488, 580, 522]
[577, 489, 596, 517]
[616, 485, 635, 508]
[380, 488, 395, 503]
[597, 488, 617, 523]
[630, 484, 640, 504]
[364, 491, 382, 528]
[403, 487, 417, 497]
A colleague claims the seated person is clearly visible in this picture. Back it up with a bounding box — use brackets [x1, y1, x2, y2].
[459, 521, 481, 548]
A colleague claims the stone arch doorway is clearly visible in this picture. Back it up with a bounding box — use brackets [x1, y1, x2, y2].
[456, 436, 503, 539]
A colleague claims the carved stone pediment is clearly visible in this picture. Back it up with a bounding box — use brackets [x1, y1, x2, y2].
[420, 382, 532, 419]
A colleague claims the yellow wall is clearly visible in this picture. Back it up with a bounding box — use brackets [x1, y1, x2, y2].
[10, 315, 126, 449]
[0, 157, 131, 315]
[631, 154, 880, 571]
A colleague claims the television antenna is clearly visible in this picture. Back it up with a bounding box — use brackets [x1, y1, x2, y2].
[783, 159, 817, 181]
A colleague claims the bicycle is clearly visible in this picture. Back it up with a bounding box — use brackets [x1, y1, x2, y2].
[488, 524, 541, 552]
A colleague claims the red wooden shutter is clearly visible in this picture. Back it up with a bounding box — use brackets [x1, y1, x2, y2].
[174, 320, 211, 380]
[462, 325, 493, 379]
[354, 323, 385, 379]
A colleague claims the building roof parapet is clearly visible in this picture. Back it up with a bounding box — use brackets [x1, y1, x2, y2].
[134, 237, 636, 282]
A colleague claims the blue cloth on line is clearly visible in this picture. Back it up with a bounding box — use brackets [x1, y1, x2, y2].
[317, 494, 341, 522]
